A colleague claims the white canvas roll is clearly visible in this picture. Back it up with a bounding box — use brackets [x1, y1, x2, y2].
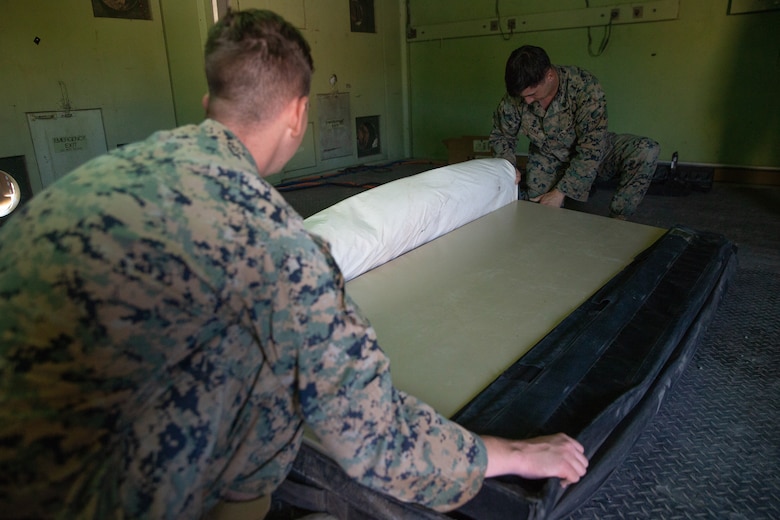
[304, 158, 517, 280]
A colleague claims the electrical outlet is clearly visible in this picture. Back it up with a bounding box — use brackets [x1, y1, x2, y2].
[490, 19, 499, 31]
[633, 5, 644, 18]
[507, 18, 516, 30]
[611, 8, 620, 20]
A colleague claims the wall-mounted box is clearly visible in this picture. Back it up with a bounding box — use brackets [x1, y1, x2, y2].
[443, 135, 530, 170]
[443, 135, 492, 164]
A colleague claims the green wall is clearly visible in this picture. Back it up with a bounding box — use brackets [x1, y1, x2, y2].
[160, 0, 214, 127]
[275, 0, 407, 182]
[407, 0, 780, 169]
[1, 0, 407, 195]
[0, 0, 177, 193]
[5, 0, 774, 196]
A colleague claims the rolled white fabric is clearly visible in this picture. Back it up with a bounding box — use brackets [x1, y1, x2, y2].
[304, 158, 517, 281]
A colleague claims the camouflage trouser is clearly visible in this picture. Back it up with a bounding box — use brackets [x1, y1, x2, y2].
[525, 133, 660, 218]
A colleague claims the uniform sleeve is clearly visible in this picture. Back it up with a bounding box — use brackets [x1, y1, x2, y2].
[555, 76, 609, 201]
[489, 94, 522, 166]
[283, 234, 488, 512]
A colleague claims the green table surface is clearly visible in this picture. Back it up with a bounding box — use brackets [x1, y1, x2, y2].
[344, 201, 665, 418]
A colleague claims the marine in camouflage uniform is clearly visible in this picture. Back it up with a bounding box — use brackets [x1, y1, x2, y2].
[0, 119, 487, 518]
[0, 15, 590, 520]
[490, 64, 660, 219]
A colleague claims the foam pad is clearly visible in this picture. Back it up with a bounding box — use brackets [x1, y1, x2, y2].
[304, 158, 517, 280]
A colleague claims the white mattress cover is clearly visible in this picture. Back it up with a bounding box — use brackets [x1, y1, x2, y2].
[304, 158, 516, 281]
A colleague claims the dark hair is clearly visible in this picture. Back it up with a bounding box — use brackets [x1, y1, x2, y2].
[204, 9, 314, 123]
[504, 45, 551, 97]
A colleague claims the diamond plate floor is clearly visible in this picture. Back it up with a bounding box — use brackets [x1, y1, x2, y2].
[566, 268, 780, 519]
[563, 181, 780, 518]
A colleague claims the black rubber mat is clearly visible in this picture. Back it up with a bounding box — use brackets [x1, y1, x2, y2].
[449, 227, 737, 520]
[566, 269, 780, 519]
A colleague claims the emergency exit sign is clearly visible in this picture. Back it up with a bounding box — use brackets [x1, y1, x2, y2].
[52, 135, 88, 153]
[27, 109, 108, 189]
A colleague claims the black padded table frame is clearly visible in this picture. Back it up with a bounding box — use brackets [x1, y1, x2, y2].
[273, 221, 737, 520]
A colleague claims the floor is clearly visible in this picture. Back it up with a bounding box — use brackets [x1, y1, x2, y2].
[567, 181, 780, 519]
[278, 161, 780, 520]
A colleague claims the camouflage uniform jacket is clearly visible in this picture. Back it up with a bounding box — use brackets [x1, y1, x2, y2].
[489, 65, 609, 201]
[0, 120, 487, 519]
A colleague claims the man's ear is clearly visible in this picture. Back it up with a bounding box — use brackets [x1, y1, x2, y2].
[289, 96, 309, 138]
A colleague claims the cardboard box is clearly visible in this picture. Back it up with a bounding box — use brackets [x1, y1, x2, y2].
[442, 135, 493, 165]
[443, 135, 527, 169]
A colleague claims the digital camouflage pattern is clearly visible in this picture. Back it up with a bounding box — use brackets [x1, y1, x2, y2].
[0, 120, 487, 519]
[490, 65, 659, 217]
